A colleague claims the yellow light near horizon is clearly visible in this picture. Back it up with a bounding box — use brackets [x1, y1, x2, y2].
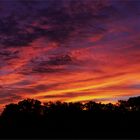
[32, 73, 137, 98]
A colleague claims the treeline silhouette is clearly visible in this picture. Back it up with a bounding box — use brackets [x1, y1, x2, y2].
[0, 96, 140, 138]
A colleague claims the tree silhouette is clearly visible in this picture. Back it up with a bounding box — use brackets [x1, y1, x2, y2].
[127, 96, 140, 111]
[84, 101, 102, 112]
[1, 103, 19, 128]
[2, 103, 19, 117]
[18, 98, 42, 115]
[0, 96, 140, 138]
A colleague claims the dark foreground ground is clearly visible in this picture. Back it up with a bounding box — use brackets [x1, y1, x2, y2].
[0, 97, 140, 139]
[1, 114, 140, 139]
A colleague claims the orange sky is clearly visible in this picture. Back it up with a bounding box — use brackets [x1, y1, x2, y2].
[0, 0, 140, 112]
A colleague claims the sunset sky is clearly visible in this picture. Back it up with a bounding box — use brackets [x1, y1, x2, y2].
[0, 0, 140, 111]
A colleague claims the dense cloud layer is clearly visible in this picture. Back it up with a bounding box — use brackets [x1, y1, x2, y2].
[0, 0, 140, 111]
